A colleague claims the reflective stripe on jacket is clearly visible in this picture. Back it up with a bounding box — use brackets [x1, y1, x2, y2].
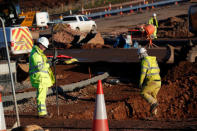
[148, 17, 158, 28]
[140, 56, 161, 86]
[29, 45, 55, 88]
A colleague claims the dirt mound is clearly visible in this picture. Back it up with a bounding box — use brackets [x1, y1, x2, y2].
[53, 23, 105, 49]
[158, 15, 194, 38]
[19, 0, 67, 10]
[157, 62, 197, 120]
[53, 23, 82, 45]
[109, 61, 197, 120]
[163, 61, 197, 82]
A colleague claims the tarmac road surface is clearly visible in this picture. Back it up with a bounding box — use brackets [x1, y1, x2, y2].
[96, 2, 191, 34]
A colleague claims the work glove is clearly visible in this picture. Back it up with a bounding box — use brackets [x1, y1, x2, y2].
[52, 58, 58, 66]
[49, 58, 58, 66]
[52, 58, 58, 64]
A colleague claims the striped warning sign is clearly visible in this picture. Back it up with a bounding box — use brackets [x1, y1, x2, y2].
[12, 27, 33, 52]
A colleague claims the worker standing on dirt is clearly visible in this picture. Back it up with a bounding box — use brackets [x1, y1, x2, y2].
[148, 13, 158, 39]
[138, 47, 161, 115]
[29, 37, 55, 118]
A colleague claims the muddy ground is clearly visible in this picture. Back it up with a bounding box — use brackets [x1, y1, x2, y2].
[3, 1, 197, 130]
[4, 61, 197, 130]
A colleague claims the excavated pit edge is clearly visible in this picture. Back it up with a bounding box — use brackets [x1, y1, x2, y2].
[3, 72, 109, 110]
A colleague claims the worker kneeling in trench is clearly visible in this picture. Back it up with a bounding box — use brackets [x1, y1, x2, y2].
[137, 47, 161, 115]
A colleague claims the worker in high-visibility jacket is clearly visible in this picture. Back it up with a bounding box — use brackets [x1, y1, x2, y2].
[148, 13, 158, 39]
[29, 37, 55, 118]
[138, 47, 161, 115]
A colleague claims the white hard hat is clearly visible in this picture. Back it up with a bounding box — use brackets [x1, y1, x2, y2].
[38, 37, 49, 48]
[137, 47, 147, 55]
[153, 13, 156, 17]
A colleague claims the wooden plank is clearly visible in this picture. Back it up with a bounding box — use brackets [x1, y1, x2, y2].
[45, 47, 171, 63]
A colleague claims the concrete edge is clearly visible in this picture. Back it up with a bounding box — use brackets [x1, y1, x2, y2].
[3, 72, 109, 110]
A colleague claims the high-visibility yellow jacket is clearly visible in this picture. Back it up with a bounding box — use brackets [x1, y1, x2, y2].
[148, 17, 158, 28]
[29, 45, 55, 88]
[139, 56, 161, 86]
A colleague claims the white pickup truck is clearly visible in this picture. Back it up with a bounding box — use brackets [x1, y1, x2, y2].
[62, 15, 97, 32]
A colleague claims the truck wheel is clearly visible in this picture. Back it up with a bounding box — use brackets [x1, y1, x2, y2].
[186, 45, 197, 62]
[91, 25, 96, 31]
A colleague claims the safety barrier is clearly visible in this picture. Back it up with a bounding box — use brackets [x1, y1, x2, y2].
[51, 0, 186, 23]
[85, 0, 186, 19]
[0, 17, 20, 127]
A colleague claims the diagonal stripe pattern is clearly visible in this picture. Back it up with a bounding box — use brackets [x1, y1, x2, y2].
[92, 80, 109, 131]
[12, 28, 33, 51]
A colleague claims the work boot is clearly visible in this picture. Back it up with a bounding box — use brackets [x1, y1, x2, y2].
[150, 103, 158, 114]
[38, 113, 53, 119]
[151, 108, 158, 116]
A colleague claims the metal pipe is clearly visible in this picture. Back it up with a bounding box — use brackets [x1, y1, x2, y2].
[0, 17, 20, 126]
[48, 22, 60, 116]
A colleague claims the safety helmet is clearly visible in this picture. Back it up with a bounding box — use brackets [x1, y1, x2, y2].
[153, 13, 156, 17]
[38, 37, 49, 48]
[137, 47, 147, 55]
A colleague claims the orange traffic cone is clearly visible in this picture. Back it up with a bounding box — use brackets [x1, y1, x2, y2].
[0, 92, 6, 131]
[130, 5, 133, 13]
[146, 6, 149, 10]
[146, 1, 149, 11]
[60, 15, 63, 20]
[151, 1, 154, 9]
[108, 3, 111, 10]
[138, 4, 142, 12]
[92, 80, 109, 131]
[82, 7, 85, 14]
[105, 9, 108, 17]
[139, 7, 142, 12]
[120, 5, 123, 15]
[70, 10, 72, 15]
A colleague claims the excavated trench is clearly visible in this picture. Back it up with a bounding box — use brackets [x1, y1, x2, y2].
[4, 61, 197, 129]
[3, 13, 197, 129]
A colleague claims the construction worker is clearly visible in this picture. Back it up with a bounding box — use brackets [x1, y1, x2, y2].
[124, 33, 132, 48]
[114, 33, 132, 48]
[148, 13, 158, 39]
[113, 33, 126, 48]
[138, 47, 161, 115]
[29, 37, 55, 118]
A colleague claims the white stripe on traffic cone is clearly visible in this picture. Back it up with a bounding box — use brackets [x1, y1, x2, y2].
[0, 93, 6, 131]
[92, 80, 109, 131]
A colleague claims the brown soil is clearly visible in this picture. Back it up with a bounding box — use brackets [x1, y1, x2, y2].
[3, 1, 197, 130]
[5, 61, 197, 129]
[158, 15, 194, 38]
[52, 24, 105, 49]
[19, 0, 67, 11]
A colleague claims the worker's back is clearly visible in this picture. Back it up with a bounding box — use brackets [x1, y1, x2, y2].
[142, 56, 161, 81]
